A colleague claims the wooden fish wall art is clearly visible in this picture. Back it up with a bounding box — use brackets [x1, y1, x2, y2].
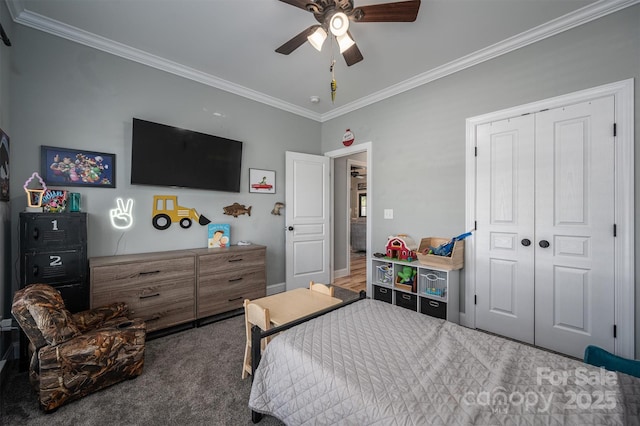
[223, 202, 252, 218]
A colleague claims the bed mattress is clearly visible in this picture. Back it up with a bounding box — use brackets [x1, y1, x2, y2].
[249, 299, 640, 425]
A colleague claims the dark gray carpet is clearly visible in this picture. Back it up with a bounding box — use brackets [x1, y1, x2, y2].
[1, 287, 360, 425]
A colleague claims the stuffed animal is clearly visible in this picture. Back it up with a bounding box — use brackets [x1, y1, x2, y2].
[397, 266, 416, 284]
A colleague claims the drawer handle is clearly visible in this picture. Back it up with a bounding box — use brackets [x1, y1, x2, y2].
[33, 228, 40, 240]
[379, 288, 388, 294]
[429, 301, 440, 308]
[32, 265, 39, 276]
[228, 258, 243, 263]
[139, 270, 161, 276]
[228, 277, 243, 282]
[139, 293, 161, 299]
[228, 296, 243, 302]
[402, 294, 411, 300]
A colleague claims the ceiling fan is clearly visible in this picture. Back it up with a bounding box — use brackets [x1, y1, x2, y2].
[275, 0, 421, 66]
[351, 165, 367, 178]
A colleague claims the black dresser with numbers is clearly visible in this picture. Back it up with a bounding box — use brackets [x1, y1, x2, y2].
[19, 212, 89, 312]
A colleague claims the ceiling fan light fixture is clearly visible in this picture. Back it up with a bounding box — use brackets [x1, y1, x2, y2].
[336, 32, 355, 53]
[307, 26, 327, 51]
[329, 12, 349, 36]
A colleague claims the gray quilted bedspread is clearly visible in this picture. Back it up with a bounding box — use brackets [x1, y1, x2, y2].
[249, 299, 640, 425]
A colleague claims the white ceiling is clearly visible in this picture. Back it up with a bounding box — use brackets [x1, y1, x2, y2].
[6, 0, 635, 121]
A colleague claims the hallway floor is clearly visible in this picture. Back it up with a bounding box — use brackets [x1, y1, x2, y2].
[333, 251, 366, 293]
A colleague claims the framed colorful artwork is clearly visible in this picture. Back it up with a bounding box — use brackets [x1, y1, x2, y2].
[41, 146, 116, 188]
[249, 168, 275, 194]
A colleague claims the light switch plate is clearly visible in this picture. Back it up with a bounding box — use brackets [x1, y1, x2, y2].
[384, 209, 393, 219]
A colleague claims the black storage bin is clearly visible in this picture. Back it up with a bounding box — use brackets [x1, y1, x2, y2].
[394, 290, 417, 311]
[420, 297, 447, 320]
[373, 285, 392, 304]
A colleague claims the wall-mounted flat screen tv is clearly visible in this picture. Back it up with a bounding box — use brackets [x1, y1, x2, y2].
[131, 118, 243, 192]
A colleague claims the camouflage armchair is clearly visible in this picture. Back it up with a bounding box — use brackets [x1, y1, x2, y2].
[11, 283, 146, 412]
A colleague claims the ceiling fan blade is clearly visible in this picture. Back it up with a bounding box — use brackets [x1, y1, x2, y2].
[278, 0, 311, 11]
[342, 31, 363, 66]
[354, 0, 421, 22]
[275, 26, 317, 55]
[342, 41, 363, 66]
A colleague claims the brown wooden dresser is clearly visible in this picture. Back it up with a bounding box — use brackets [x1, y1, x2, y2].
[89, 245, 266, 333]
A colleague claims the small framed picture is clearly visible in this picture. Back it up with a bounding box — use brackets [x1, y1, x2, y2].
[41, 146, 116, 188]
[249, 168, 275, 194]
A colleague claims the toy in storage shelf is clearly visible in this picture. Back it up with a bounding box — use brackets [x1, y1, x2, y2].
[371, 257, 459, 323]
[416, 237, 465, 271]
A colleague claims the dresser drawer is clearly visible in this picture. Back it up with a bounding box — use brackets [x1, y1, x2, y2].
[197, 269, 266, 317]
[198, 248, 265, 275]
[91, 256, 195, 290]
[130, 297, 195, 333]
[20, 212, 87, 250]
[92, 277, 195, 332]
[22, 249, 87, 285]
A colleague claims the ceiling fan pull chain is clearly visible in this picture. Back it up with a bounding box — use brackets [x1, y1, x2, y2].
[330, 57, 337, 104]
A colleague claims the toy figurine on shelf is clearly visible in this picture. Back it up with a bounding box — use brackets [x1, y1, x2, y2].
[427, 232, 472, 257]
[397, 266, 417, 286]
[385, 234, 418, 261]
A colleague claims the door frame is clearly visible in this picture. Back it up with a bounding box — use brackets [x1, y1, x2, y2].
[464, 79, 634, 358]
[325, 142, 372, 294]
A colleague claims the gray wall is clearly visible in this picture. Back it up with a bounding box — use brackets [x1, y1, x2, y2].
[321, 6, 640, 357]
[0, 0, 12, 319]
[3, 4, 640, 357]
[8, 24, 321, 296]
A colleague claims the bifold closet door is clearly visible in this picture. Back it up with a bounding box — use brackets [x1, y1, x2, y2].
[534, 97, 615, 358]
[475, 96, 616, 358]
[475, 115, 536, 345]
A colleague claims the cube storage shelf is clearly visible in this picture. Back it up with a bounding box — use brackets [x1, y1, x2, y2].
[371, 257, 459, 323]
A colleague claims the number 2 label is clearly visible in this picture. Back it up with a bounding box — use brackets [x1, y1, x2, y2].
[49, 255, 62, 267]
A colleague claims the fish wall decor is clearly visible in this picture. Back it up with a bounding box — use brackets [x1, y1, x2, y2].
[223, 202, 252, 218]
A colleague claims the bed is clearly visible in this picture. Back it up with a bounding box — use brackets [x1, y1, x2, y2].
[248, 298, 640, 425]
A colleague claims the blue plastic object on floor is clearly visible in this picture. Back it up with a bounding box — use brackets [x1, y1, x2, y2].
[584, 345, 640, 378]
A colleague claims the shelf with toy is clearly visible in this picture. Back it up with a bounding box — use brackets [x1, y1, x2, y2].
[394, 264, 417, 293]
[372, 260, 394, 287]
[371, 255, 460, 323]
[418, 269, 448, 301]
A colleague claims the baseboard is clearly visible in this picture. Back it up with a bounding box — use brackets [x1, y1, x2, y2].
[334, 268, 348, 279]
[267, 282, 285, 295]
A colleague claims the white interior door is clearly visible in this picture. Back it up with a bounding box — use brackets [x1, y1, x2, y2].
[534, 97, 616, 358]
[285, 152, 330, 291]
[475, 115, 536, 344]
[475, 97, 616, 358]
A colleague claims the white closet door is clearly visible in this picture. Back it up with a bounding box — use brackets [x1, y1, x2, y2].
[475, 115, 535, 344]
[534, 96, 616, 358]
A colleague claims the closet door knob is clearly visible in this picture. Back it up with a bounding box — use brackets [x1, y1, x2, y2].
[521, 239, 531, 247]
[539, 240, 550, 248]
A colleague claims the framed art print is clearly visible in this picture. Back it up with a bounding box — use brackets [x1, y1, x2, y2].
[249, 168, 275, 194]
[41, 146, 116, 188]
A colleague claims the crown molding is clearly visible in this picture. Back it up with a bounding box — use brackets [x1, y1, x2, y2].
[5, 0, 322, 121]
[6, 0, 638, 123]
[320, 0, 640, 121]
